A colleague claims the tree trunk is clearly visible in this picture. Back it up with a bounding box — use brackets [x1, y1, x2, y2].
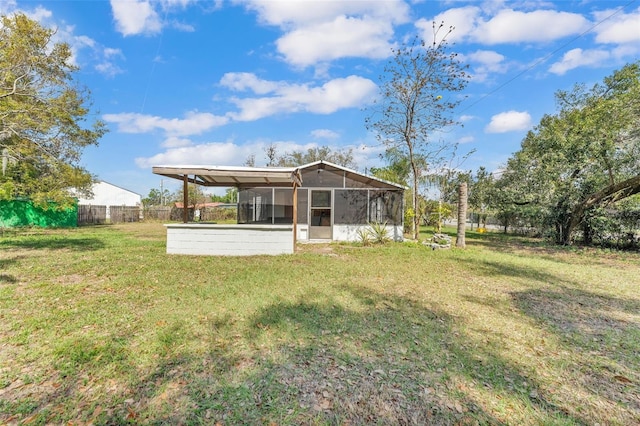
[564, 174, 640, 245]
[456, 182, 467, 248]
[411, 164, 420, 240]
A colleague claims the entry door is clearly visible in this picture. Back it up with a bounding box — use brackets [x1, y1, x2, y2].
[309, 190, 332, 240]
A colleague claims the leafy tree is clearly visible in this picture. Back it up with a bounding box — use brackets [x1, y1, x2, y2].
[366, 22, 469, 239]
[173, 183, 207, 207]
[142, 188, 172, 206]
[369, 147, 411, 186]
[495, 62, 640, 244]
[421, 198, 453, 233]
[275, 145, 356, 168]
[0, 13, 107, 207]
[468, 167, 494, 229]
[211, 187, 237, 204]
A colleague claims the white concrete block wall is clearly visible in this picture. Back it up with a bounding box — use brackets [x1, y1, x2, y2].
[165, 224, 294, 256]
[332, 224, 404, 242]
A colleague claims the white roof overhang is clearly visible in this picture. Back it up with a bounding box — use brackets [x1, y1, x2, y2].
[152, 165, 302, 188]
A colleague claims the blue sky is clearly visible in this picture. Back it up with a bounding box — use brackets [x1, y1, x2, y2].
[3, 1, 640, 197]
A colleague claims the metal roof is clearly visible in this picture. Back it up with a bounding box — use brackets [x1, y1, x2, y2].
[152, 165, 302, 188]
[152, 161, 405, 190]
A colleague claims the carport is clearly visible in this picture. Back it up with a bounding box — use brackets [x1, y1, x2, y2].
[152, 165, 303, 256]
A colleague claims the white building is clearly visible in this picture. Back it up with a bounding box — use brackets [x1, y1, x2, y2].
[77, 181, 142, 206]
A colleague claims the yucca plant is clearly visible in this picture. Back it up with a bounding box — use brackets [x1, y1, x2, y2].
[369, 221, 391, 244]
[356, 226, 372, 246]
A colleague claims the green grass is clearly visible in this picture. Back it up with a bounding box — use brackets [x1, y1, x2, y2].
[0, 223, 638, 425]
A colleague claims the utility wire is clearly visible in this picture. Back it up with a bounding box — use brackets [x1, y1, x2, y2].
[459, 0, 638, 114]
[140, 9, 167, 113]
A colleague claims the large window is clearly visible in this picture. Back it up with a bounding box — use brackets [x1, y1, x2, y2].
[297, 189, 308, 224]
[238, 188, 272, 224]
[238, 188, 304, 224]
[273, 188, 293, 224]
[369, 191, 403, 225]
[334, 190, 368, 224]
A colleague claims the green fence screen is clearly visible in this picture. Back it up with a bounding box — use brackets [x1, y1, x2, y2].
[0, 199, 78, 228]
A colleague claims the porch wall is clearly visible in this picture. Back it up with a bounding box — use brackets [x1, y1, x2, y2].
[332, 224, 404, 242]
[165, 223, 293, 256]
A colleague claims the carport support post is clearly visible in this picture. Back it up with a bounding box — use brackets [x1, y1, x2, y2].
[183, 174, 189, 223]
[292, 182, 298, 253]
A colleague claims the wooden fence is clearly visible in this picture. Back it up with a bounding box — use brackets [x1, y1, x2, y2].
[144, 206, 172, 221]
[78, 205, 140, 225]
[77, 205, 107, 225]
[110, 206, 140, 223]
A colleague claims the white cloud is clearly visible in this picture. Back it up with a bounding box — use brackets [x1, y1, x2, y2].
[110, 0, 162, 36]
[136, 140, 315, 169]
[94, 47, 125, 77]
[109, 0, 198, 35]
[103, 111, 230, 136]
[162, 136, 193, 148]
[24, 5, 53, 22]
[310, 129, 340, 141]
[593, 7, 640, 45]
[219, 72, 281, 94]
[276, 15, 395, 67]
[475, 9, 589, 44]
[0, 0, 17, 14]
[458, 136, 475, 144]
[467, 50, 506, 70]
[548, 48, 611, 75]
[95, 61, 124, 78]
[485, 111, 532, 133]
[427, 6, 588, 45]
[240, 0, 409, 67]
[464, 50, 508, 82]
[136, 142, 246, 168]
[222, 73, 377, 121]
[136, 138, 387, 172]
[2, 4, 128, 78]
[241, 0, 409, 27]
[422, 6, 482, 43]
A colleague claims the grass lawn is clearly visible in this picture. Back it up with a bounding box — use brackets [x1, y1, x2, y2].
[0, 223, 638, 425]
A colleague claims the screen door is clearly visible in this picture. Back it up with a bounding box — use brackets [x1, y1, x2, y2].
[309, 190, 332, 240]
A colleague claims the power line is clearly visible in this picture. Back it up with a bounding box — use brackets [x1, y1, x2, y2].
[459, 0, 638, 114]
[140, 9, 167, 113]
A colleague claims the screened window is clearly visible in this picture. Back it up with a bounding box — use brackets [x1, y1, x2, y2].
[369, 191, 403, 225]
[273, 188, 293, 224]
[238, 188, 273, 224]
[334, 190, 368, 224]
[297, 189, 308, 224]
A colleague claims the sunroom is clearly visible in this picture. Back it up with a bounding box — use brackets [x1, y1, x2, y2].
[152, 161, 405, 255]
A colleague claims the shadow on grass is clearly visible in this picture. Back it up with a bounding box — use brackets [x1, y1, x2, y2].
[93, 287, 589, 425]
[456, 255, 575, 288]
[0, 273, 17, 284]
[4, 283, 633, 424]
[0, 256, 22, 284]
[512, 286, 640, 417]
[0, 236, 105, 251]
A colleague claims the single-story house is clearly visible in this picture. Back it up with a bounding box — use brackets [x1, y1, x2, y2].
[152, 161, 405, 255]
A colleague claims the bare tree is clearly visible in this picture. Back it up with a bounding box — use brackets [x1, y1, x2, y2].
[366, 22, 469, 240]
